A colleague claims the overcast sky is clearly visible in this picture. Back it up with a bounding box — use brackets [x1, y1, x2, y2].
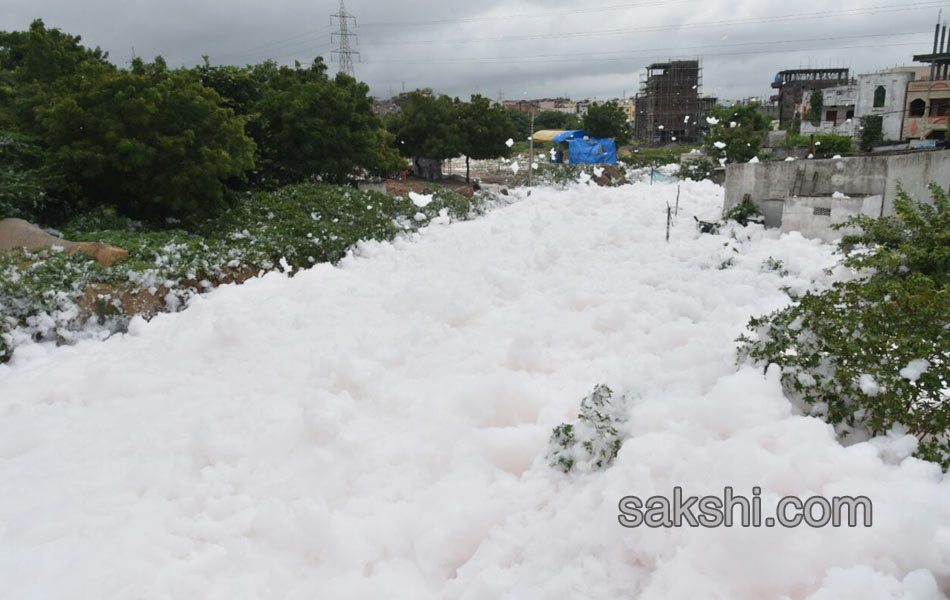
[1, 0, 945, 101]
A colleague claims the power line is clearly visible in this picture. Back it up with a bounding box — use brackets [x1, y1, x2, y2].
[358, 0, 704, 27]
[357, 2, 945, 46]
[361, 40, 925, 66]
[357, 31, 928, 65]
[213, 24, 333, 63]
[331, 0, 359, 77]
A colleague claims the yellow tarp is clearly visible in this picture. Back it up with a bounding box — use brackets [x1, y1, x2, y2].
[530, 129, 566, 142]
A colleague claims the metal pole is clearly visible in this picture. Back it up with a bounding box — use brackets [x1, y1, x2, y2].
[666, 203, 672, 242]
[528, 110, 535, 187]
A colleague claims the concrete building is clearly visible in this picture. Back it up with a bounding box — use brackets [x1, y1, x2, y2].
[903, 79, 950, 140]
[770, 68, 852, 126]
[798, 67, 928, 143]
[722, 150, 950, 241]
[903, 20, 950, 142]
[800, 85, 857, 136]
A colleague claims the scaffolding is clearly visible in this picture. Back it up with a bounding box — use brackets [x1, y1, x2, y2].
[635, 60, 712, 144]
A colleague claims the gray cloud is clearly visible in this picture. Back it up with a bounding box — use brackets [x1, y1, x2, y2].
[1, 0, 942, 101]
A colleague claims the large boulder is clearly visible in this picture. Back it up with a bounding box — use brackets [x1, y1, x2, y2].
[0, 218, 128, 267]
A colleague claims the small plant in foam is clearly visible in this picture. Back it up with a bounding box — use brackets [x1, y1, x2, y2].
[547, 384, 630, 473]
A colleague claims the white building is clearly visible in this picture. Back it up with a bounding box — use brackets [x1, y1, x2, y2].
[855, 68, 920, 142]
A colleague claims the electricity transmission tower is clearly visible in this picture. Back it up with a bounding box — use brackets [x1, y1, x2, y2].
[330, 0, 359, 77]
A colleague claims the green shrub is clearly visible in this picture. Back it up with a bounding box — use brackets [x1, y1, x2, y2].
[0, 131, 65, 221]
[785, 133, 853, 156]
[703, 103, 771, 164]
[837, 183, 950, 286]
[858, 115, 884, 152]
[738, 185, 950, 468]
[622, 146, 696, 168]
[805, 90, 823, 126]
[722, 199, 762, 225]
[679, 159, 713, 181]
[1, 182, 496, 361]
[547, 384, 629, 473]
[761, 257, 789, 276]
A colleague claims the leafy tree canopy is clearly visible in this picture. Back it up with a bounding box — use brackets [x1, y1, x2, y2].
[534, 110, 582, 132]
[386, 90, 463, 160]
[36, 65, 255, 224]
[458, 94, 516, 180]
[582, 101, 631, 140]
[703, 102, 771, 164]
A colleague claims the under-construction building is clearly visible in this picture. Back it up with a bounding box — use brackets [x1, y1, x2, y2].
[635, 60, 716, 144]
[770, 69, 851, 126]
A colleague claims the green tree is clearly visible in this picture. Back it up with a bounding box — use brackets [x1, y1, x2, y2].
[386, 90, 463, 162]
[703, 103, 770, 164]
[0, 20, 112, 220]
[0, 20, 111, 131]
[255, 68, 401, 185]
[506, 109, 532, 141]
[195, 58, 400, 186]
[858, 116, 884, 152]
[37, 64, 255, 224]
[533, 110, 582, 132]
[458, 95, 516, 181]
[806, 89, 824, 126]
[582, 100, 631, 140]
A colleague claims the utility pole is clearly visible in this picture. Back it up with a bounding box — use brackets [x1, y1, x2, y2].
[331, 0, 359, 77]
[528, 109, 535, 187]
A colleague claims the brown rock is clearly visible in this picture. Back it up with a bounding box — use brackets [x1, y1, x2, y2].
[68, 242, 129, 267]
[0, 218, 67, 250]
[0, 218, 128, 267]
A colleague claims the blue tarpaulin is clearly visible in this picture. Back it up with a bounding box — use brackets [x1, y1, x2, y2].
[568, 137, 617, 165]
[550, 130, 618, 165]
[551, 129, 587, 143]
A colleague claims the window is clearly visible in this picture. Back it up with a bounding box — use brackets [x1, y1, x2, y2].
[825, 110, 837, 124]
[873, 86, 886, 108]
[813, 207, 831, 216]
[846, 109, 854, 120]
[930, 98, 950, 117]
[909, 99, 926, 117]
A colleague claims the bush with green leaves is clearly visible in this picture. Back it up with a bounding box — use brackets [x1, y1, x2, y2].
[785, 133, 853, 157]
[805, 90, 823, 126]
[858, 115, 884, 152]
[722, 199, 762, 226]
[621, 146, 698, 168]
[547, 384, 630, 473]
[679, 158, 714, 181]
[0, 131, 65, 221]
[1, 183, 496, 361]
[738, 185, 950, 468]
[703, 103, 771, 164]
[837, 183, 950, 286]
